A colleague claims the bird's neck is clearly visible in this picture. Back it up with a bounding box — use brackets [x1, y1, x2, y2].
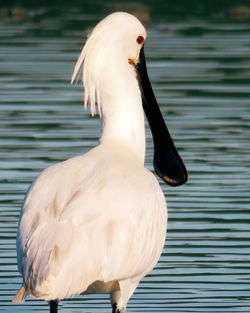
[99, 70, 145, 164]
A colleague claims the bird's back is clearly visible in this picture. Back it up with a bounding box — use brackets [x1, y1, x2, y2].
[16, 142, 167, 301]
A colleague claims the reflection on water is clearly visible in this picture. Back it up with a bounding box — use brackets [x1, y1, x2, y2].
[1, 8, 250, 313]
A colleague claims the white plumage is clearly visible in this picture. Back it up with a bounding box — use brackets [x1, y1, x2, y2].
[14, 11, 187, 313]
[16, 143, 166, 307]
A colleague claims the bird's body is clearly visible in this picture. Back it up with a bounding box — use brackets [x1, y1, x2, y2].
[14, 12, 188, 312]
[16, 142, 166, 306]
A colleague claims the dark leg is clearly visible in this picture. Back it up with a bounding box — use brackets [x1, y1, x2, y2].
[50, 300, 58, 313]
[112, 303, 121, 313]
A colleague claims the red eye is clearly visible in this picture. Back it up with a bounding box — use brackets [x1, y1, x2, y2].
[137, 35, 144, 45]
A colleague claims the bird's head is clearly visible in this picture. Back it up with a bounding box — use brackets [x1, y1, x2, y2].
[71, 12, 146, 115]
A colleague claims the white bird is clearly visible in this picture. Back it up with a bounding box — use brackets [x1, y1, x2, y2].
[13, 12, 188, 313]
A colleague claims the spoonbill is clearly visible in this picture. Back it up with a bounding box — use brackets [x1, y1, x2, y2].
[13, 12, 188, 313]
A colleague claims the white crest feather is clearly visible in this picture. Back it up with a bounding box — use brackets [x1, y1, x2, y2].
[71, 37, 100, 116]
[71, 15, 114, 117]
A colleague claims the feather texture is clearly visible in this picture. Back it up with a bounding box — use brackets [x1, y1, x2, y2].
[16, 143, 167, 303]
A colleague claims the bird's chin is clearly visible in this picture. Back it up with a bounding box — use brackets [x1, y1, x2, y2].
[128, 58, 137, 66]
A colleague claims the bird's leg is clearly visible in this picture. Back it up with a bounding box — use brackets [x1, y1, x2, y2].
[49, 300, 58, 313]
[112, 302, 121, 313]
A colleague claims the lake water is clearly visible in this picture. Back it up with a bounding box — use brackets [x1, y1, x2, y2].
[1, 8, 250, 313]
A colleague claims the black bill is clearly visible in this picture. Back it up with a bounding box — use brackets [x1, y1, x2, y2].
[136, 46, 188, 186]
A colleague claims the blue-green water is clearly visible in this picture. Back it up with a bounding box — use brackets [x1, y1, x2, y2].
[1, 8, 250, 313]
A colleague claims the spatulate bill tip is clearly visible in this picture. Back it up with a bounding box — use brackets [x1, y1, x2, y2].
[154, 162, 189, 187]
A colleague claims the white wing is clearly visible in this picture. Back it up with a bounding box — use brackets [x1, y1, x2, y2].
[17, 144, 167, 300]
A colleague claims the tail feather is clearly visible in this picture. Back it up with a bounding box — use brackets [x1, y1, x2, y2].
[12, 286, 27, 303]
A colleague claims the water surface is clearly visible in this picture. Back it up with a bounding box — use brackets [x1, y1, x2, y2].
[1, 10, 250, 313]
